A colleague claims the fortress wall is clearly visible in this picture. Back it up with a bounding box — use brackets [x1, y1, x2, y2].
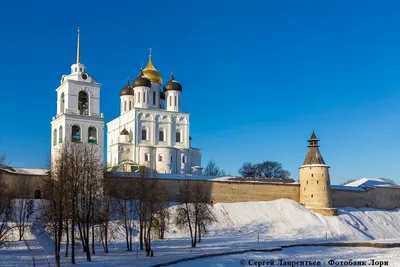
[3, 169, 400, 211]
[105, 175, 300, 203]
[210, 181, 300, 203]
[373, 187, 400, 210]
[332, 187, 400, 210]
[0, 170, 46, 199]
[331, 189, 374, 208]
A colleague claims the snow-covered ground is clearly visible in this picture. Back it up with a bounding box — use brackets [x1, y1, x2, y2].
[1, 199, 400, 266]
[173, 247, 400, 267]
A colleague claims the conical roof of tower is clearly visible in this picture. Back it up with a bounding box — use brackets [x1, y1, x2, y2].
[303, 131, 326, 165]
[142, 50, 162, 84]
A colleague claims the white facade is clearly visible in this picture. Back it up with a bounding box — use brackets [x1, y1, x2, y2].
[107, 55, 202, 174]
[51, 30, 105, 163]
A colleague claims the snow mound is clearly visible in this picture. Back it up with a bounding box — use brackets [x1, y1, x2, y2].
[164, 199, 400, 243]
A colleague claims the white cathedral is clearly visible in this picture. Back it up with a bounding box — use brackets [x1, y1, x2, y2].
[51, 30, 202, 175]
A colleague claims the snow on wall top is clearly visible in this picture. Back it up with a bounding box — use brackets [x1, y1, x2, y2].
[330, 185, 365, 192]
[0, 166, 47, 175]
[345, 178, 394, 188]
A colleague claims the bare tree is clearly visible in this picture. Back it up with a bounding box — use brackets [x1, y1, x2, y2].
[0, 176, 14, 246]
[175, 180, 215, 248]
[143, 178, 168, 256]
[42, 145, 70, 267]
[12, 178, 34, 241]
[153, 198, 170, 240]
[203, 160, 226, 176]
[99, 194, 114, 253]
[114, 177, 137, 251]
[42, 142, 103, 266]
[238, 161, 290, 179]
[75, 144, 103, 262]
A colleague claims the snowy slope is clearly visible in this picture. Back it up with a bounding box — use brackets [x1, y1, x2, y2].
[162, 199, 400, 243]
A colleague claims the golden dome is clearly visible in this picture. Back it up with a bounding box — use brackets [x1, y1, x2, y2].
[142, 51, 162, 84]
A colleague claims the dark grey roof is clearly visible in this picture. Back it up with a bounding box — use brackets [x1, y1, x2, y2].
[163, 74, 182, 92]
[120, 128, 129, 135]
[132, 70, 151, 88]
[119, 78, 134, 96]
[303, 131, 326, 165]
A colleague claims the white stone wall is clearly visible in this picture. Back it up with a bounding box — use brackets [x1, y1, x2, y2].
[51, 115, 104, 164]
[165, 91, 181, 112]
[120, 95, 134, 115]
[106, 105, 199, 174]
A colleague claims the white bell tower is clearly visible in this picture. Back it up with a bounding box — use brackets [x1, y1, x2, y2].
[51, 28, 105, 163]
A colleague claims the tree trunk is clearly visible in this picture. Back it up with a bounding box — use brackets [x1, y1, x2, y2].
[104, 222, 109, 253]
[198, 223, 201, 243]
[65, 221, 69, 257]
[124, 216, 129, 251]
[84, 225, 91, 261]
[71, 197, 76, 264]
[185, 202, 194, 247]
[78, 223, 86, 252]
[91, 225, 95, 255]
[139, 222, 144, 250]
[193, 219, 197, 248]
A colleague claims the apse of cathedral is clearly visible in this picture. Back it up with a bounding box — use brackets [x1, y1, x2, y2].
[51, 30, 202, 175]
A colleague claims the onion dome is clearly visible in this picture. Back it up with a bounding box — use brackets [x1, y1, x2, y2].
[163, 73, 182, 92]
[119, 78, 134, 96]
[120, 128, 129, 135]
[132, 70, 151, 88]
[160, 91, 165, 100]
[142, 50, 162, 84]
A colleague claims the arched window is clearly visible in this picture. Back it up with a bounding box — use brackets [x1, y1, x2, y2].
[59, 126, 63, 143]
[34, 190, 41, 199]
[124, 101, 127, 111]
[174, 95, 177, 106]
[138, 93, 140, 103]
[72, 125, 81, 142]
[158, 154, 164, 161]
[60, 93, 65, 113]
[153, 91, 156, 105]
[53, 129, 57, 146]
[88, 127, 97, 144]
[182, 155, 187, 164]
[129, 101, 132, 110]
[143, 92, 146, 103]
[169, 96, 172, 106]
[144, 153, 149, 161]
[170, 154, 173, 162]
[159, 130, 164, 142]
[141, 129, 147, 140]
[78, 91, 88, 115]
[176, 131, 181, 143]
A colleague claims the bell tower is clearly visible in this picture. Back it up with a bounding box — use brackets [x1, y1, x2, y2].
[51, 28, 105, 163]
[299, 132, 337, 216]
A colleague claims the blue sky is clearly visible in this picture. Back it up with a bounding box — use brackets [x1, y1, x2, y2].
[1, 1, 400, 184]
